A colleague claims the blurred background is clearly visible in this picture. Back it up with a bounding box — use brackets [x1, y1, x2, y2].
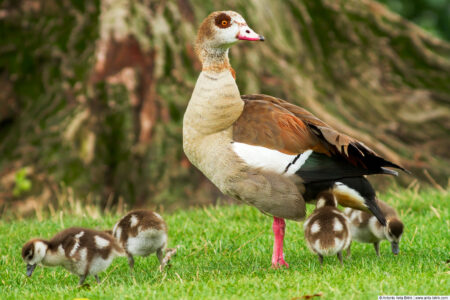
[0, 0, 449, 217]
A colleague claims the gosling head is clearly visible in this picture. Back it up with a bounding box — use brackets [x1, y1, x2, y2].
[21, 239, 48, 277]
[384, 218, 404, 255]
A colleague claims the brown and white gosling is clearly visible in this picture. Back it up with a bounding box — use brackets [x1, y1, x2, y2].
[344, 199, 404, 256]
[112, 209, 176, 271]
[304, 192, 351, 265]
[22, 227, 125, 285]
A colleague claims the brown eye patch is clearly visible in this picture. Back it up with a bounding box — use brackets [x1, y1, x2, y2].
[215, 13, 231, 29]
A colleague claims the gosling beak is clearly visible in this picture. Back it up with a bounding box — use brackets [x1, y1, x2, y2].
[26, 263, 36, 277]
[237, 25, 264, 41]
[391, 242, 400, 255]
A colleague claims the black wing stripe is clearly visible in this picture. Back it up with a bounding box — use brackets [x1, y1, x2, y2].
[283, 154, 301, 173]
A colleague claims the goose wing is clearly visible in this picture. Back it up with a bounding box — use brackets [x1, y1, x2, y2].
[232, 94, 406, 183]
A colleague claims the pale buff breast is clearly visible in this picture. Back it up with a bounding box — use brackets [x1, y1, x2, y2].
[183, 71, 305, 220]
[183, 70, 244, 188]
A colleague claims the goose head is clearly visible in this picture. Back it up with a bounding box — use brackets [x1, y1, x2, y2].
[195, 11, 264, 70]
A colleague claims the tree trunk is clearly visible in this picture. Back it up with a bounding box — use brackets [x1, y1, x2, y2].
[0, 0, 448, 214]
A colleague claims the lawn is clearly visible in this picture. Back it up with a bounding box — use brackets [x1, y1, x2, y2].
[0, 188, 449, 299]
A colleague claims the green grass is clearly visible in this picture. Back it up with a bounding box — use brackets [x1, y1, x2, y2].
[0, 189, 449, 299]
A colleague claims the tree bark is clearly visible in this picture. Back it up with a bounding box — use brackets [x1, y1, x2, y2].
[0, 0, 448, 214]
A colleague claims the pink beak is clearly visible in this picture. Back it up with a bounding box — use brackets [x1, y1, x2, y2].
[237, 25, 265, 41]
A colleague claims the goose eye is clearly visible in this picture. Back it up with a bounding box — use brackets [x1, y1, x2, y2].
[215, 13, 231, 28]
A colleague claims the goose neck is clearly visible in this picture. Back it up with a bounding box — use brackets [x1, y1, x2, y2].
[198, 46, 231, 74]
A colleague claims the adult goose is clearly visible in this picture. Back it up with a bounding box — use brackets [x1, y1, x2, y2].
[183, 11, 406, 268]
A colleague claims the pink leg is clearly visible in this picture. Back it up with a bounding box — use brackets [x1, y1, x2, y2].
[271, 216, 289, 268]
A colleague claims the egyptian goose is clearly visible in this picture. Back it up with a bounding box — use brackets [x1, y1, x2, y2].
[112, 210, 176, 271]
[344, 199, 404, 256]
[21, 227, 125, 285]
[183, 11, 406, 268]
[303, 192, 351, 265]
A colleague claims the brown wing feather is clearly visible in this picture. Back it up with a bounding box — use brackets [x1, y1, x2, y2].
[236, 94, 406, 173]
[233, 99, 329, 155]
[240, 94, 361, 154]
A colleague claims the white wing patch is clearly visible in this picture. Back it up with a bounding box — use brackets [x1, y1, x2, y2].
[333, 218, 343, 231]
[316, 198, 326, 208]
[311, 221, 321, 234]
[95, 235, 110, 249]
[232, 142, 312, 175]
[130, 215, 139, 227]
[69, 241, 80, 257]
[70, 231, 85, 257]
[74, 231, 85, 239]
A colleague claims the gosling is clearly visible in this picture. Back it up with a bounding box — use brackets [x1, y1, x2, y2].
[304, 192, 351, 265]
[112, 209, 176, 271]
[344, 199, 404, 256]
[22, 227, 125, 285]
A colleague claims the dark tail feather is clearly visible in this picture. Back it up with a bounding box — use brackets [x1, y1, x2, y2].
[381, 167, 398, 176]
[365, 197, 386, 226]
[333, 177, 386, 226]
[303, 177, 387, 225]
[378, 158, 410, 174]
[354, 143, 410, 174]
